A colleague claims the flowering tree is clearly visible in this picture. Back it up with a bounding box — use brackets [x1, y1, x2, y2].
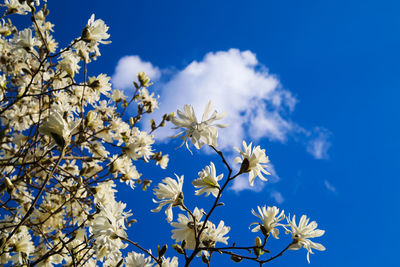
[0, 1, 325, 266]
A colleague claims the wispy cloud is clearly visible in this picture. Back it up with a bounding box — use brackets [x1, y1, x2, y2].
[324, 179, 336, 193]
[230, 163, 280, 193]
[270, 191, 284, 204]
[306, 127, 332, 160]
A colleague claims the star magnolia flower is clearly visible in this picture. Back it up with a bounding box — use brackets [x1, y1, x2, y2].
[39, 110, 80, 147]
[11, 226, 34, 265]
[4, 0, 30, 15]
[161, 257, 178, 267]
[171, 207, 230, 250]
[57, 51, 81, 78]
[286, 214, 326, 263]
[82, 14, 111, 44]
[152, 174, 184, 222]
[171, 100, 227, 152]
[202, 220, 230, 248]
[192, 162, 223, 197]
[14, 28, 37, 50]
[125, 131, 154, 162]
[250, 205, 285, 239]
[125, 251, 153, 267]
[234, 141, 270, 186]
[171, 207, 204, 250]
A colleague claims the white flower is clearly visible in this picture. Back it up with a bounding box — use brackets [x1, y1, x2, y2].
[4, 0, 30, 15]
[89, 73, 112, 96]
[152, 174, 184, 222]
[82, 14, 111, 44]
[39, 110, 80, 147]
[138, 88, 159, 113]
[171, 207, 230, 250]
[286, 214, 326, 263]
[157, 154, 169, 169]
[11, 226, 34, 265]
[192, 162, 223, 197]
[125, 130, 154, 162]
[201, 220, 230, 249]
[161, 257, 178, 267]
[171, 207, 203, 249]
[91, 202, 131, 262]
[14, 28, 37, 50]
[234, 141, 270, 186]
[171, 100, 227, 152]
[125, 251, 153, 267]
[152, 152, 169, 169]
[57, 51, 81, 78]
[111, 89, 127, 102]
[250, 205, 285, 239]
[94, 180, 117, 205]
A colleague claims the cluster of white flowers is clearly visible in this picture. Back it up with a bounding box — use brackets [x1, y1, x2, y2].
[0, 1, 171, 265]
[250, 205, 325, 263]
[0, 1, 325, 265]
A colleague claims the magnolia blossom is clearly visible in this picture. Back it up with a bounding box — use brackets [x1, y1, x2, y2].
[14, 28, 37, 50]
[156, 154, 169, 169]
[171, 207, 204, 249]
[4, 0, 30, 15]
[171, 100, 227, 152]
[234, 141, 270, 186]
[202, 220, 230, 248]
[152, 174, 184, 222]
[250, 205, 285, 239]
[138, 88, 159, 113]
[10, 226, 34, 265]
[91, 202, 131, 262]
[125, 251, 153, 267]
[57, 51, 81, 77]
[286, 214, 326, 263]
[171, 207, 230, 250]
[39, 110, 80, 147]
[125, 130, 155, 161]
[192, 162, 223, 197]
[89, 73, 112, 96]
[161, 257, 178, 267]
[83, 14, 111, 44]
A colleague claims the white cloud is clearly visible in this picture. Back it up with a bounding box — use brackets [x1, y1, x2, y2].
[149, 49, 297, 149]
[112, 55, 161, 90]
[306, 127, 331, 159]
[324, 179, 336, 193]
[270, 191, 284, 204]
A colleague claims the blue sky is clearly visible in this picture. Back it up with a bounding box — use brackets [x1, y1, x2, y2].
[39, 0, 400, 266]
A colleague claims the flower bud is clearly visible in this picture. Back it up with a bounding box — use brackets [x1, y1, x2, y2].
[158, 244, 167, 258]
[172, 244, 185, 255]
[201, 254, 210, 264]
[150, 119, 156, 130]
[181, 240, 187, 249]
[231, 255, 242, 263]
[4, 177, 13, 190]
[254, 236, 262, 257]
